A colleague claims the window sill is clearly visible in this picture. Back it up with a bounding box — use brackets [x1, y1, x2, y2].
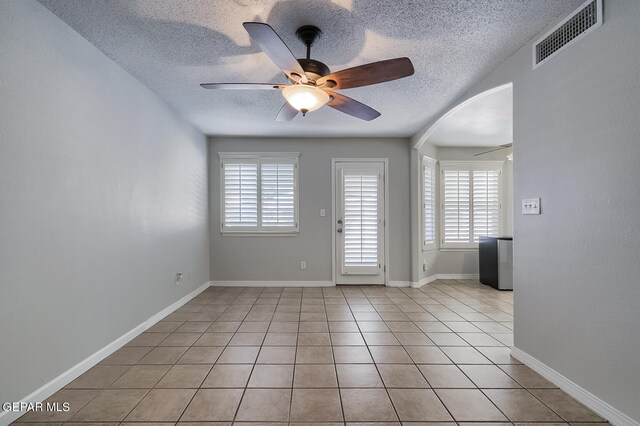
[439, 247, 479, 252]
[221, 231, 299, 237]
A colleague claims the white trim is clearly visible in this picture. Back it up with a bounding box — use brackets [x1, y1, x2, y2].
[532, 0, 603, 70]
[411, 274, 480, 288]
[421, 156, 438, 251]
[0, 281, 212, 426]
[511, 347, 637, 426]
[210, 280, 334, 287]
[387, 281, 412, 287]
[331, 158, 390, 286]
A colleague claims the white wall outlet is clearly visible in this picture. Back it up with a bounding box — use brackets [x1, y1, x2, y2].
[422, 262, 428, 272]
[320, 208, 326, 217]
[522, 198, 541, 215]
[175, 272, 183, 285]
[300, 261, 307, 270]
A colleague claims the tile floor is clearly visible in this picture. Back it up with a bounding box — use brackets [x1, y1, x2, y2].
[15, 280, 608, 425]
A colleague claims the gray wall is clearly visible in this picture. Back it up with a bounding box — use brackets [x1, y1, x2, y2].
[209, 137, 411, 283]
[0, 0, 209, 404]
[416, 0, 640, 421]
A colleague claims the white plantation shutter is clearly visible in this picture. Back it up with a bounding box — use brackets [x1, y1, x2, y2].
[441, 162, 502, 248]
[223, 162, 258, 227]
[422, 158, 436, 248]
[443, 170, 471, 243]
[343, 172, 379, 272]
[473, 170, 500, 241]
[261, 162, 296, 227]
[220, 153, 298, 233]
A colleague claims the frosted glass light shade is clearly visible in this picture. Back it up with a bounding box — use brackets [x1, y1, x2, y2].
[282, 84, 330, 113]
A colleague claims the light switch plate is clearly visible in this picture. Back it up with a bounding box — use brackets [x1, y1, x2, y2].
[320, 208, 326, 217]
[522, 198, 541, 215]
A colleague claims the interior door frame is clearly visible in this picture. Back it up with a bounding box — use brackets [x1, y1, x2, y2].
[331, 158, 389, 286]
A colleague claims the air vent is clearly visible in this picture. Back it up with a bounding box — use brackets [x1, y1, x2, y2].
[533, 0, 603, 69]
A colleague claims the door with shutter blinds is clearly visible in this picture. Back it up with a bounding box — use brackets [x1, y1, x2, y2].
[335, 162, 385, 285]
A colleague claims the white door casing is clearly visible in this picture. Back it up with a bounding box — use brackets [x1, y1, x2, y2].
[333, 160, 386, 285]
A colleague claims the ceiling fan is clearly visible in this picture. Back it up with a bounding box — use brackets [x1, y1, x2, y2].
[200, 22, 415, 121]
[474, 143, 513, 156]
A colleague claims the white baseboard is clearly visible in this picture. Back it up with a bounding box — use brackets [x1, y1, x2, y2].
[0, 281, 211, 426]
[387, 281, 412, 287]
[211, 280, 334, 287]
[411, 274, 479, 288]
[511, 347, 638, 426]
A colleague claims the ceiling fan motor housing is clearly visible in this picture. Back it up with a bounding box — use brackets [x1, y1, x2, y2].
[296, 58, 330, 83]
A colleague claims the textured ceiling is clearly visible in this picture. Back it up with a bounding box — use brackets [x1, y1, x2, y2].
[39, 0, 582, 137]
[428, 85, 512, 147]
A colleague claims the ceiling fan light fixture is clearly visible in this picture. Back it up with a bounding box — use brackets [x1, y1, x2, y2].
[282, 84, 330, 115]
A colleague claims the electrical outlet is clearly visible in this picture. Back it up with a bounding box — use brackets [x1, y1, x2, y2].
[522, 198, 541, 215]
[320, 208, 326, 217]
[423, 262, 428, 272]
[175, 272, 183, 285]
[300, 261, 307, 270]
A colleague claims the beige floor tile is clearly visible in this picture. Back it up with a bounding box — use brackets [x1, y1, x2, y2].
[217, 346, 260, 363]
[329, 321, 360, 332]
[201, 364, 253, 388]
[147, 321, 184, 333]
[394, 332, 434, 346]
[296, 346, 334, 363]
[17, 389, 101, 422]
[110, 365, 170, 388]
[415, 321, 451, 333]
[298, 332, 331, 346]
[158, 332, 202, 347]
[229, 332, 266, 346]
[498, 364, 556, 388]
[299, 321, 329, 332]
[235, 389, 291, 421]
[436, 389, 508, 422]
[70, 389, 148, 422]
[443, 321, 482, 333]
[237, 321, 270, 332]
[257, 346, 296, 364]
[341, 389, 398, 422]
[175, 321, 212, 333]
[440, 347, 491, 364]
[263, 332, 298, 346]
[369, 346, 413, 363]
[290, 388, 344, 422]
[181, 388, 243, 421]
[378, 364, 429, 388]
[529, 389, 605, 422]
[418, 365, 476, 388]
[101, 347, 151, 365]
[138, 347, 189, 364]
[404, 346, 451, 364]
[155, 364, 211, 388]
[126, 332, 169, 347]
[66, 365, 130, 389]
[125, 389, 195, 421]
[459, 365, 521, 388]
[363, 332, 400, 346]
[207, 321, 241, 332]
[177, 346, 223, 364]
[484, 389, 563, 422]
[386, 321, 421, 332]
[336, 363, 384, 387]
[458, 333, 504, 347]
[268, 321, 299, 332]
[331, 332, 366, 345]
[294, 364, 338, 387]
[300, 312, 327, 321]
[333, 346, 374, 363]
[389, 389, 452, 421]
[194, 332, 233, 346]
[427, 333, 470, 346]
[248, 364, 294, 388]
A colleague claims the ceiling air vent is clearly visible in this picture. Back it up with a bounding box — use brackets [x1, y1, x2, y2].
[533, 0, 603, 69]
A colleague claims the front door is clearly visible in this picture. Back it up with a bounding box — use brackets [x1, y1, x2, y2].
[334, 161, 385, 285]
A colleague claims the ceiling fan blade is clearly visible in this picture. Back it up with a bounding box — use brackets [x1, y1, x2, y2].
[474, 143, 513, 157]
[243, 22, 307, 82]
[317, 57, 414, 90]
[200, 83, 286, 90]
[276, 102, 299, 121]
[327, 92, 381, 121]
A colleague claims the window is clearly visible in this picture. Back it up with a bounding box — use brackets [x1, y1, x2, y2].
[422, 156, 437, 250]
[440, 161, 502, 249]
[220, 153, 299, 234]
